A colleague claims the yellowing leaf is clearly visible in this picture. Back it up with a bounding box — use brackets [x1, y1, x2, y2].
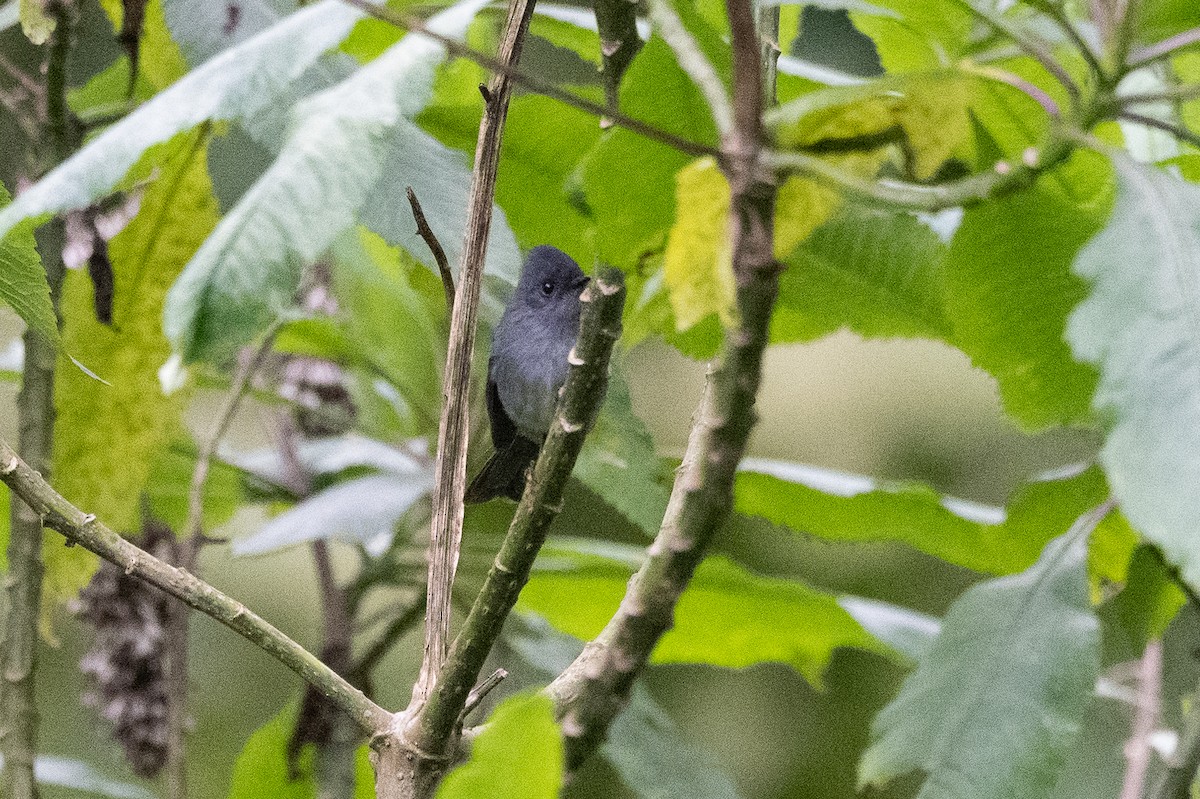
[663, 157, 736, 330]
[46, 130, 217, 608]
[773, 176, 842, 259]
[769, 74, 975, 181]
[97, 0, 187, 90]
[19, 0, 54, 44]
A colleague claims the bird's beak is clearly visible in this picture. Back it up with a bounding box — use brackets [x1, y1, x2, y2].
[573, 275, 591, 290]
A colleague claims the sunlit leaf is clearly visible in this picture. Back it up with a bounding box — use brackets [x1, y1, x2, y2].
[772, 203, 950, 343]
[227, 706, 375, 799]
[437, 692, 562, 798]
[849, 0, 972, 73]
[735, 459, 1119, 576]
[860, 520, 1101, 799]
[663, 158, 736, 329]
[521, 539, 891, 684]
[47, 131, 217, 608]
[1066, 157, 1200, 591]
[17, 0, 52, 43]
[942, 153, 1112, 430]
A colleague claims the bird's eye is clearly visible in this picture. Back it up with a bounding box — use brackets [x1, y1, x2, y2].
[540, 280, 554, 296]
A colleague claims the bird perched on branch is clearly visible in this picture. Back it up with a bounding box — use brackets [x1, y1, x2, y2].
[465, 245, 590, 503]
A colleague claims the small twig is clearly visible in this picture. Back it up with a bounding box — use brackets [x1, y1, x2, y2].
[1128, 27, 1200, 70]
[957, 0, 1080, 99]
[960, 61, 1061, 118]
[0, 50, 44, 102]
[0, 438, 394, 736]
[1027, 0, 1108, 83]
[337, 0, 719, 159]
[1120, 640, 1163, 799]
[1118, 110, 1200, 149]
[461, 668, 507, 721]
[406, 187, 454, 310]
[645, 0, 734, 137]
[183, 320, 282, 545]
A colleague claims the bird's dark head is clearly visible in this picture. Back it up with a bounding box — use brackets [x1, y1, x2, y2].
[516, 245, 589, 312]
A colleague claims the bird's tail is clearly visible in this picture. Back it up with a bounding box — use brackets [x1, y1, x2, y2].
[464, 437, 540, 504]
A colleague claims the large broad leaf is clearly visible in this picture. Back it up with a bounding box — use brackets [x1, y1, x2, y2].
[574, 373, 670, 536]
[1066, 158, 1200, 590]
[503, 613, 745, 799]
[772, 203, 951, 343]
[942, 153, 1112, 431]
[437, 692, 563, 798]
[18, 755, 156, 799]
[521, 539, 892, 684]
[735, 459, 1123, 576]
[0, 0, 364, 245]
[859, 515, 1103, 799]
[0, 182, 56, 344]
[227, 707, 375, 799]
[46, 131, 216, 608]
[163, 0, 520, 363]
[849, 0, 973, 73]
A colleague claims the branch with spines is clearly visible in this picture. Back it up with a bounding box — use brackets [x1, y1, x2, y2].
[548, 0, 779, 772]
[410, 267, 625, 756]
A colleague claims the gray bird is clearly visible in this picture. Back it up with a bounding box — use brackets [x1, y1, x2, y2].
[465, 245, 590, 503]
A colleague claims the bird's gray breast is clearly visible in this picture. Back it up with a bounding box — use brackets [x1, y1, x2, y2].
[490, 305, 573, 439]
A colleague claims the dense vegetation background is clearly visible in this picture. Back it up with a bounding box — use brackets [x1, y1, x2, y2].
[1, 0, 1199, 797]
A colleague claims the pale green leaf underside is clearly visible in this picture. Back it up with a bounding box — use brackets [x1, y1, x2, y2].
[860, 523, 1100, 799]
[1067, 157, 1200, 591]
[164, 0, 520, 362]
[0, 0, 364, 246]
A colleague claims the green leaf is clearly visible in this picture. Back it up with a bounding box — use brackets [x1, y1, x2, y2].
[942, 153, 1112, 430]
[1101, 545, 1186, 659]
[503, 614, 744, 799]
[849, 0, 973, 73]
[437, 692, 563, 798]
[575, 372, 670, 536]
[144, 443, 243, 532]
[17, 0, 53, 44]
[227, 706, 376, 799]
[30, 755, 157, 799]
[581, 35, 719, 272]
[772, 203, 951, 343]
[46, 131, 217, 608]
[330, 228, 443, 431]
[1066, 157, 1200, 591]
[0, 183, 56, 346]
[163, 0, 519, 363]
[860, 517, 1102, 798]
[0, 0, 365, 247]
[735, 459, 1119, 576]
[521, 540, 891, 684]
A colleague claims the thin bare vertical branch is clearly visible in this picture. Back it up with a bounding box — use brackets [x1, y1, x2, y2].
[0, 3, 74, 796]
[549, 0, 780, 773]
[1120, 640, 1163, 799]
[413, 0, 539, 711]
